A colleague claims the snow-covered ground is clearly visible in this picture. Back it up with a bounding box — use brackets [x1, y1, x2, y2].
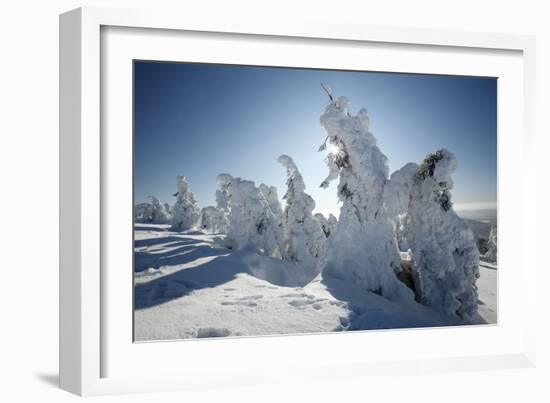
[477, 260, 497, 323]
[134, 223, 497, 341]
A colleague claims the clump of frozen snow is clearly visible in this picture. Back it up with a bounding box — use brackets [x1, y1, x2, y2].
[172, 175, 200, 231]
[404, 149, 480, 320]
[278, 155, 326, 274]
[217, 173, 281, 257]
[318, 95, 414, 302]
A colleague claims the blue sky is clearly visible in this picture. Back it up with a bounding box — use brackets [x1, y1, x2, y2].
[134, 61, 497, 217]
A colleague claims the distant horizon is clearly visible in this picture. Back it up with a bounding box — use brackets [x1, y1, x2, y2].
[134, 61, 497, 218]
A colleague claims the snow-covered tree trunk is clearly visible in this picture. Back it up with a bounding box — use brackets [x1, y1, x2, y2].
[217, 173, 280, 257]
[318, 95, 413, 301]
[404, 150, 480, 320]
[172, 175, 200, 231]
[278, 155, 325, 272]
[483, 226, 497, 263]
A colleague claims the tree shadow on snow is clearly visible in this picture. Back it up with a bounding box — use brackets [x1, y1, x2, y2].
[133, 233, 316, 310]
[321, 276, 463, 331]
[134, 241, 228, 272]
[134, 235, 251, 309]
[134, 236, 198, 249]
[134, 224, 171, 232]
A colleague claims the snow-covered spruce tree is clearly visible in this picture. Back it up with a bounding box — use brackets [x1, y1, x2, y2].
[217, 173, 280, 257]
[147, 196, 172, 223]
[483, 226, 497, 263]
[198, 206, 229, 234]
[383, 162, 419, 251]
[314, 213, 338, 238]
[278, 155, 326, 271]
[404, 149, 480, 320]
[171, 175, 200, 231]
[318, 94, 414, 301]
[259, 183, 284, 250]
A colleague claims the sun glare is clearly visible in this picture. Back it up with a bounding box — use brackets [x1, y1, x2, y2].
[326, 142, 341, 155]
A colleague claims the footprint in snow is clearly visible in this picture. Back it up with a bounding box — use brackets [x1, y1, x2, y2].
[221, 301, 258, 307]
[280, 293, 307, 298]
[196, 327, 232, 338]
[288, 299, 314, 308]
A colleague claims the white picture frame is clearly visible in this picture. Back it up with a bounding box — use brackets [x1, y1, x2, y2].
[59, 6, 537, 396]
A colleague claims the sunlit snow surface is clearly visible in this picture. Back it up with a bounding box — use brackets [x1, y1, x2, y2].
[134, 224, 496, 341]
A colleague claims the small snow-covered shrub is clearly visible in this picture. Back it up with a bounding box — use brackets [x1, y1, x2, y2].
[318, 95, 414, 302]
[172, 175, 200, 231]
[218, 173, 280, 257]
[278, 155, 325, 271]
[134, 202, 153, 222]
[134, 198, 172, 224]
[404, 149, 480, 320]
[483, 226, 497, 263]
[149, 196, 172, 224]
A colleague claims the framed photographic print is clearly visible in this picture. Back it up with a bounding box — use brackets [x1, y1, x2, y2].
[60, 7, 537, 396]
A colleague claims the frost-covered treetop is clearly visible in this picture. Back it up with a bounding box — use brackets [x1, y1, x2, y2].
[175, 175, 197, 204]
[217, 173, 233, 188]
[277, 155, 308, 201]
[319, 95, 389, 219]
[149, 196, 162, 206]
[413, 149, 457, 212]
